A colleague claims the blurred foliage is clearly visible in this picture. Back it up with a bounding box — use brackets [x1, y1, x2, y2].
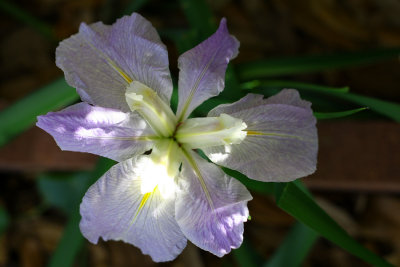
[0, 207, 9, 236]
[0, 0, 399, 266]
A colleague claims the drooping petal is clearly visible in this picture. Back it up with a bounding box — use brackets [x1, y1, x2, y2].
[80, 157, 187, 262]
[36, 102, 156, 162]
[176, 18, 240, 121]
[175, 149, 252, 257]
[205, 89, 318, 182]
[56, 13, 172, 112]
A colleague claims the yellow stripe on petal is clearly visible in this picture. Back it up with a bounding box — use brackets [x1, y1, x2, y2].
[131, 186, 157, 224]
[83, 36, 133, 83]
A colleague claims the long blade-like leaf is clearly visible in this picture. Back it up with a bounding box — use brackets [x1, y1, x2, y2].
[314, 107, 368, 120]
[0, 207, 9, 236]
[233, 240, 263, 267]
[47, 157, 115, 267]
[179, 0, 216, 39]
[0, 78, 78, 147]
[251, 80, 400, 122]
[242, 80, 350, 93]
[237, 48, 400, 80]
[0, 0, 54, 40]
[265, 222, 319, 267]
[275, 182, 394, 267]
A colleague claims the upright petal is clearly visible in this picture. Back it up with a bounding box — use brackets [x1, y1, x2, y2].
[56, 13, 172, 111]
[176, 19, 239, 121]
[205, 89, 318, 182]
[37, 103, 156, 162]
[80, 157, 187, 262]
[176, 149, 252, 257]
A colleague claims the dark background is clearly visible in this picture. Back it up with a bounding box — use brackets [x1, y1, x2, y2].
[0, 0, 399, 266]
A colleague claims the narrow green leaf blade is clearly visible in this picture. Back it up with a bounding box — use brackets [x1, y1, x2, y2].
[242, 80, 350, 93]
[314, 107, 368, 120]
[48, 208, 84, 267]
[265, 222, 318, 267]
[237, 48, 400, 80]
[251, 80, 400, 122]
[233, 239, 263, 267]
[0, 207, 9, 236]
[328, 92, 400, 122]
[120, 0, 149, 16]
[38, 172, 91, 216]
[0, 0, 54, 40]
[47, 157, 115, 267]
[275, 182, 393, 267]
[179, 0, 216, 39]
[222, 167, 275, 195]
[0, 78, 79, 147]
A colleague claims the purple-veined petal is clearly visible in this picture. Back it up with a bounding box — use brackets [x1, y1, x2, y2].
[176, 18, 240, 121]
[80, 157, 187, 262]
[56, 13, 172, 112]
[205, 89, 318, 182]
[175, 149, 252, 257]
[36, 102, 156, 162]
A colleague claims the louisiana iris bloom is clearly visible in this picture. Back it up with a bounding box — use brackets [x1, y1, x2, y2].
[37, 13, 318, 262]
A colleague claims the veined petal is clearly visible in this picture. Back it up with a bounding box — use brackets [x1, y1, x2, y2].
[176, 18, 239, 121]
[80, 157, 187, 262]
[36, 103, 156, 162]
[176, 149, 252, 257]
[56, 13, 172, 112]
[205, 89, 318, 182]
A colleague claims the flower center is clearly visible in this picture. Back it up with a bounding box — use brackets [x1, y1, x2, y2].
[136, 139, 181, 199]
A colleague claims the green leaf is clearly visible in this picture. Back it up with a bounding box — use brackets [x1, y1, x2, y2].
[237, 48, 400, 80]
[233, 239, 263, 267]
[265, 222, 319, 267]
[222, 167, 275, 195]
[47, 157, 115, 267]
[120, 0, 149, 16]
[179, 0, 216, 40]
[48, 208, 84, 267]
[325, 92, 400, 122]
[0, 0, 54, 40]
[275, 182, 394, 267]
[177, 0, 245, 114]
[242, 80, 350, 93]
[0, 78, 78, 147]
[314, 107, 368, 120]
[250, 80, 400, 122]
[38, 172, 91, 216]
[0, 207, 10, 236]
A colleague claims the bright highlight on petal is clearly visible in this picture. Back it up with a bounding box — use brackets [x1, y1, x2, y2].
[126, 81, 177, 137]
[134, 140, 181, 199]
[135, 157, 177, 199]
[39, 11, 318, 263]
[176, 113, 247, 149]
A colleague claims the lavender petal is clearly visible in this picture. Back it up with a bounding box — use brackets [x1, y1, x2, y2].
[176, 150, 252, 257]
[80, 157, 187, 262]
[205, 89, 318, 182]
[56, 13, 172, 111]
[176, 18, 239, 121]
[36, 102, 155, 162]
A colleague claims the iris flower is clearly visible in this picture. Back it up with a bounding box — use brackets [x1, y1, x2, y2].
[37, 13, 318, 262]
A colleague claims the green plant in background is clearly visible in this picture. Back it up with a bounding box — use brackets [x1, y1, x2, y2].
[0, 0, 399, 266]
